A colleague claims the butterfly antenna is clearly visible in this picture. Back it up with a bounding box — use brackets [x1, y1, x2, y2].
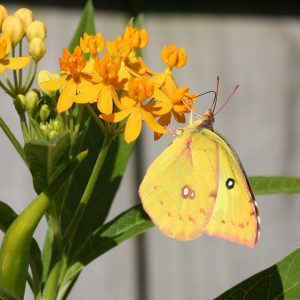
[210, 76, 219, 113]
[182, 90, 218, 124]
[214, 84, 239, 116]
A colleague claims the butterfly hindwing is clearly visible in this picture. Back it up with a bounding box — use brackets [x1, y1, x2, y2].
[139, 127, 220, 240]
[202, 129, 259, 247]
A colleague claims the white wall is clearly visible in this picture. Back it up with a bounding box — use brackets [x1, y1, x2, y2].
[1, 4, 300, 300]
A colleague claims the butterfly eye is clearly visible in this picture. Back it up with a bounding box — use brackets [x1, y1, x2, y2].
[226, 178, 235, 189]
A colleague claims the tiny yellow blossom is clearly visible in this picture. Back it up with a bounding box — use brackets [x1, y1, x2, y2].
[74, 52, 124, 114]
[28, 37, 46, 61]
[0, 31, 31, 73]
[40, 46, 92, 112]
[161, 43, 188, 68]
[0, 5, 8, 31]
[80, 32, 104, 58]
[107, 36, 131, 59]
[26, 20, 47, 41]
[38, 70, 60, 96]
[101, 75, 168, 143]
[14, 8, 34, 31]
[123, 26, 149, 49]
[2, 15, 24, 45]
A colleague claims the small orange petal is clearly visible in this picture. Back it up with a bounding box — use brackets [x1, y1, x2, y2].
[57, 80, 76, 112]
[100, 107, 132, 123]
[97, 85, 113, 114]
[141, 108, 168, 134]
[40, 75, 67, 91]
[74, 84, 100, 104]
[124, 108, 142, 143]
[4, 56, 31, 70]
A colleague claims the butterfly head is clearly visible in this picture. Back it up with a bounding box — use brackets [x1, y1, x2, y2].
[198, 109, 215, 130]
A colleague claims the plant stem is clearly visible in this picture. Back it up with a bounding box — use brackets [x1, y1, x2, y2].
[64, 133, 112, 246]
[86, 104, 106, 133]
[42, 260, 62, 300]
[0, 115, 28, 166]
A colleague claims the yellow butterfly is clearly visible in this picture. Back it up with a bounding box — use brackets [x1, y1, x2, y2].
[139, 86, 260, 247]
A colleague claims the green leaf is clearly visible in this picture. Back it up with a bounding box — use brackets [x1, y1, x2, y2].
[57, 262, 84, 300]
[61, 113, 135, 254]
[0, 201, 17, 232]
[250, 176, 300, 195]
[0, 151, 87, 299]
[68, 0, 96, 52]
[58, 204, 151, 299]
[24, 133, 71, 194]
[72, 204, 152, 265]
[216, 247, 300, 299]
[0, 200, 43, 297]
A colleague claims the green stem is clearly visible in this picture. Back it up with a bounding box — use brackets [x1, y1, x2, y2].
[23, 62, 38, 94]
[64, 134, 112, 246]
[0, 115, 28, 166]
[86, 104, 106, 133]
[42, 259, 62, 300]
[12, 47, 19, 94]
[22, 60, 34, 90]
[1, 73, 15, 98]
[0, 78, 15, 97]
[18, 40, 23, 89]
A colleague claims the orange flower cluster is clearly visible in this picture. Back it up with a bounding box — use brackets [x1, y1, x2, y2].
[41, 25, 198, 143]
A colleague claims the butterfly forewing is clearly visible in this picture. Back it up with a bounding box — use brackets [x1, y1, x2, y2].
[202, 129, 259, 247]
[139, 128, 219, 240]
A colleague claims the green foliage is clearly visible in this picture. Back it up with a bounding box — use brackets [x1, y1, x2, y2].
[24, 133, 71, 194]
[68, 0, 96, 52]
[0, 151, 87, 299]
[250, 176, 300, 195]
[216, 247, 300, 299]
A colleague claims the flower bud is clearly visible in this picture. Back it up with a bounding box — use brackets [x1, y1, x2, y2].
[0, 5, 8, 31]
[28, 37, 45, 61]
[48, 130, 57, 140]
[39, 104, 50, 121]
[38, 70, 60, 96]
[2, 15, 25, 45]
[26, 20, 46, 41]
[24, 90, 39, 115]
[15, 94, 26, 115]
[14, 8, 34, 31]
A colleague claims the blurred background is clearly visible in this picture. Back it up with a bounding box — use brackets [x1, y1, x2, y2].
[1, 1, 300, 299]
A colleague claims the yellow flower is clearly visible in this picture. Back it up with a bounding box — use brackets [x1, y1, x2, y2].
[28, 37, 46, 62]
[26, 20, 47, 41]
[0, 31, 31, 73]
[0, 5, 8, 31]
[107, 36, 131, 59]
[123, 26, 149, 49]
[14, 8, 34, 31]
[161, 43, 188, 68]
[80, 32, 105, 58]
[2, 15, 24, 45]
[40, 46, 92, 113]
[74, 52, 124, 114]
[101, 75, 168, 143]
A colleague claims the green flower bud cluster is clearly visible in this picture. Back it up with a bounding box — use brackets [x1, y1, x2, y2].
[40, 117, 65, 140]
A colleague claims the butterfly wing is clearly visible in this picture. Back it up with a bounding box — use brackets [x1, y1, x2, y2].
[139, 128, 219, 240]
[202, 129, 259, 247]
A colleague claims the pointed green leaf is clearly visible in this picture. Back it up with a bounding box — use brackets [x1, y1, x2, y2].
[250, 176, 300, 195]
[61, 115, 135, 254]
[0, 200, 43, 297]
[216, 247, 300, 299]
[68, 0, 96, 51]
[24, 133, 71, 194]
[0, 151, 87, 299]
[72, 204, 152, 265]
